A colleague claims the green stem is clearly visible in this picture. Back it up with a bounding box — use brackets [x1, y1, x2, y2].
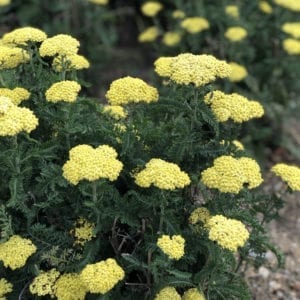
[92, 181, 97, 203]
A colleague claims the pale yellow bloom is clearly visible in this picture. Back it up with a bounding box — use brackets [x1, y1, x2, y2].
[225, 5, 239, 18]
[138, 26, 160, 43]
[181, 17, 209, 34]
[282, 23, 300, 39]
[259, 1, 273, 14]
[141, 1, 163, 17]
[283, 38, 300, 55]
[228, 62, 248, 82]
[225, 27, 247, 42]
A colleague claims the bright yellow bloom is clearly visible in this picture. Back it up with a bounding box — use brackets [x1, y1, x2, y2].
[62, 144, 123, 185]
[157, 235, 185, 260]
[180, 17, 210, 34]
[103, 105, 127, 119]
[134, 158, 190, 190]
[105, 76, 159, 105]
[2, 27, 47, 46]
[0, 46, 30, 70]
[0, 235, 37, 270]
[201, 155, 263, 193]
[283, 38, 300, 55]
[204, 90, 264, 123]
[271, 163, 300, 191]
[45, 81, 81, 103]
[172, 10, 185, 19]
[80, 258, 125, 294]
[228, 62, 248, 82]
[0, 87, 30, 105]
[138, 26, 160, 43]
[29, 269, 60, 297]
[182, 288, 206, 300]
[0, 278, 12, 299]
[232, 140, 245, 150]
[55, 273, 88, 300]
[88, 0, 108, 5]
[52, 54, 90, 72]
[0, 0, 10, 6]
[259, 1, 273, 14]
[274, 0, 300, 11]
[225, 5, 239, 18]
[207, 215, 249, 252]
[155, 287, 181, 300]
[189, 207, 211, 226]
[225, 27, 247, 42]
[154, 53, 231, 87]
[282, 23, 300, 39]
[39, 34, 80, 57]
[162, 32, 181, 47]
[141, 1, 163, 17]
[71, 217, 96, 246]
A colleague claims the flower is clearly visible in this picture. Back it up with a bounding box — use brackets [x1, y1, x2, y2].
[2, 27, 47, 46]
[225, 27, 247, 42]
[103, 105, 127, 119]
[182, 288, 206, 300]
[29, 269, 60, 297]
[172, 10, 185, 19]
[273, 0, 300, 11]
[134, 158, 190, 190]
[39, 34, 80, 57]
[45, 81, 81, 103]
[228, 62, 248, 82]
[282, 39, 300, 55]
[0, 87, 30, 105]
[0, 46, 30, 70]
[80, 258, 125, 294]
[180, 17, 209, 34]
[154, 53, 231, 87]
[55, 273, 88, 300]
[71, 217, 96, 246]
[0, 235, 37, 270]
[232, 140, 245, 150]
[62, 144, 123, 185]
[259, 1, 273, 14]
[0, 278, 12, 299]
[189, 207, 211, 226]
[105, 76, 159, 105]
[141, 2, 163, 17]
[157, 235, 185, 260]
[155, 287, 181, 300]
[225, 5, 239, 18]
[88, 0, 109, 5]
[162, 32, 181, 47]
[52, 54, 90, 72]
[271, 163, 300, 191]
[201, 155, 263, 193]
[282, 23, 300, 39]
[138, 26, 160, 43]
[207, 215, 249, 252]
[0, 0, 10, 6]
[204, 90, 264, 123]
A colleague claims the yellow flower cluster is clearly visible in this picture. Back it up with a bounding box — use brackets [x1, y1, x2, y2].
[204, 91, 264, 123]
[189, 207, 211, 226]
[52, 54, 90, 72]
[172, 10, 185, 19]
[225, 27, 248, 42]
[103, 105, 127, 119]
[180, 17, 210, 34]
[271, 163, 300, 191]
[88, 0, 109, 5]
[39, 34, 80, 57]
[71, 217, 96, 246]
[105, 76, 159, 105]
[228, 62, 248, 82]
[182, 288, 206, 300]
[154, 53, 231, 87]
[141, 1, 163, 17]
[232, 140, 245, 150]
[0, 45, 30, 70]
[162, 32, 181, 47]
[259, 1, 273, 14]
[0, 87, 30, 105]
[138, 26, 160, 42]
[0, 235, 37, 270]
[207, 215, 249, 252]
[283, 38, 300, 55]
[134, 158, 190, 190]
[157, 235, 185, 260]
[2, 27, 47, 46]
[201, 155, 263, 193]
[274, 0, 300, 11]
[155, 287, 181, 300]
[282, 23, 300, 39]
[0, 96, 38, 136]
[225, 5, 239, 18]
[45, 81, 81, 103]
[0, 0, 10, 6]
[0, 278, 12, 299]
[30, 269, 60, 297]
[80, 258, 125, 294]
[62, 144, 123, 185]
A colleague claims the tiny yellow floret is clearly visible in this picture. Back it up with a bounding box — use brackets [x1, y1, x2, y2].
[45, 81, 81, 103]
[0, 278, 13, 299]
[71, 217, 96, 246]
[271, 163, 300, 191]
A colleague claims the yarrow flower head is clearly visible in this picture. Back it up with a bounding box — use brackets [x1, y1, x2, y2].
[2, 27, 47, 46]
[88, 0, 109, 5]
[0, 87, 30, 105]
[45, 81, 81, 103]
[0, 45, 30, 70]
[283, 38, 300, 55]
[103, 105, 127, 120]
[0, 235, 37, 270]
[180, 17, 210, 34]
[282, 23, 300, 39]
[225, 27, 248, 42]
[157, 235, 185, 260]
[225, 5, 239, 18]
[62, 144, 123, 185]
[39, 34, 80, 57]
[52, 54, 90, 72]
[155, 286, 181, 300]
[0, 0, 10, 6]
[172, 9, 185, 19]
[207, 215, 249, 252]
[271, 163, 300, 191]
[0, 278, 13, 299]
[80, 258, 125, 294]
[162, 32, 181, 47]
[138, 26, 160, 43]
[201, 155, 263, 193]
[134, 158, 190, 190]
[182, 288, 206, 300]
[154, 53, 231, 87]
[71, 217, 96, 246]
[189, 207, 211, 226]
[259, 1, 273, 14]
[228, 62, 248, 82]
[105, 76, 159, 105]
[273, 0, 300, 11]
[141, 1, 163, 17]
[204, 90, 264, 123]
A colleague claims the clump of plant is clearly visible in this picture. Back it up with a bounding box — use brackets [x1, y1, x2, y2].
[0, 26, 299, 300]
